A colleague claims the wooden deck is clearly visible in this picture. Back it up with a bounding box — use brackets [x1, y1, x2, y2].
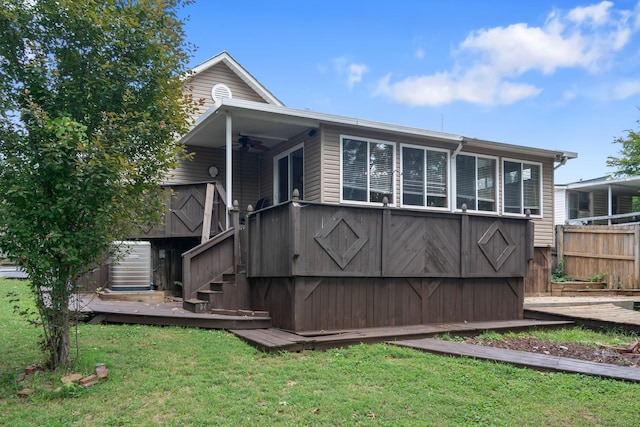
[76, 294, 271, 329]
[229, 319, 573, 353]
[391, 338, 640, 383]
[525, 303, 640, 333]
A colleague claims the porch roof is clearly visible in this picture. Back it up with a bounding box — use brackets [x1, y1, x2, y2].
[180, 98, 576, 163]
[557, 175, 640, 197]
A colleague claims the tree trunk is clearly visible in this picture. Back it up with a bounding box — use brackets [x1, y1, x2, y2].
[50, 311, 71, 369]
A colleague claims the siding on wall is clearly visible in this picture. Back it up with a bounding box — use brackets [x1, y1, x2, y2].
[304, 130, 322, 202]
[619, 195, 633, 213]
[321, 124, 555, 247]
[256, 129, 321, 204]
[554, 188, 566, 226]
[592, 191, 608, 217]
[187, 62, 268, 119]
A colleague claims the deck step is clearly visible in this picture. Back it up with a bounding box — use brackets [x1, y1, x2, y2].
[208, 280, 236, 291]
[197, 290, 224, 309]
[182, 298, 210, 313]
[551, 281, 607, 296]
[210, 308, 270, 317]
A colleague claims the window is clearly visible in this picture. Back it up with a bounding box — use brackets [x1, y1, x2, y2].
[455, 154, 497, 212]
[568, 191, 589, 219]
[503, 159, 541, 216]
[341, 137, 394, 204]
[401, 145, 448, 208]
[274, 145, 303, 203]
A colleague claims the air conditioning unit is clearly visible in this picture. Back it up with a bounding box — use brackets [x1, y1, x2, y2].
[109, 241, 151, 291]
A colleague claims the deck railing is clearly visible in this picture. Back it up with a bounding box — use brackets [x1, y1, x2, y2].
[567, 211, 640, 226]
[131, 181, 228, 240]
[246, 201, 534, 279]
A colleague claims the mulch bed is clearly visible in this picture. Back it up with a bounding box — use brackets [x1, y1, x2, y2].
[465, 337, 640, 368]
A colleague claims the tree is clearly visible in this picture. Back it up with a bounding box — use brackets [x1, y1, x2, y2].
[0, 0, 195, 369]
[606, 113, 640, 176]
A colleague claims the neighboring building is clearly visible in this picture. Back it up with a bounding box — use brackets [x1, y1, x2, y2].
[115, 51, 577, 330]
[554, 176, 640, 226]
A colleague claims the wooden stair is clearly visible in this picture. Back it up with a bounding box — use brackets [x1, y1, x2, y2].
[182, 269, 269, 318]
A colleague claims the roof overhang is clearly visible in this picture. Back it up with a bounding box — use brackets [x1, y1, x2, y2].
[181, 98, 577, 162]
[560, 175, 640, 195]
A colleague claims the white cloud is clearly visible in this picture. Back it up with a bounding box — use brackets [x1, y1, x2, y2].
[611, 79, 640, 99]
[415, 48, 425, 60]
[567, 1, 614, 26]
[332, 56, 369, 89]
[347, 63, 368, 89]
[375, 1, 640, 107]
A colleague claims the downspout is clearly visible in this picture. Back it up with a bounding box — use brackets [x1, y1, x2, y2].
[225, 112, 232, 229]
[450, 139, 466, 213]
[451, 139, 466, 160]
[554, 156, 568, 170]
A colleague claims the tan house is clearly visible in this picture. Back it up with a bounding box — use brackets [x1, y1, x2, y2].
[124, 51, 576, 331]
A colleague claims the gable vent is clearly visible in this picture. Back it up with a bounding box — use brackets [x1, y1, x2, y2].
[211, 83, 232, 104]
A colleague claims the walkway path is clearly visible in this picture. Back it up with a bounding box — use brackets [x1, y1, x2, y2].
[390, 338, 640, 383]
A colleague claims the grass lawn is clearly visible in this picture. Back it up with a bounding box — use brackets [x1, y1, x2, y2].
[1, 278, 639, 426]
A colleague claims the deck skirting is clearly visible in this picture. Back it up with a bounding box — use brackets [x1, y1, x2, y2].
[251, 276, 524, 332]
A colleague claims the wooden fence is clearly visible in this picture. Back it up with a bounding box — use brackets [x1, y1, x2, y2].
[557, 225, 640, 289]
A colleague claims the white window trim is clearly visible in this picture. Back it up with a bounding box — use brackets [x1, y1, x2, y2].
[273, 143, 304, 204]
[452, 152, 499, 214]
[340, 135, 396, 206]
[399, 143, 450, 211]
[501, 157, 543, 218]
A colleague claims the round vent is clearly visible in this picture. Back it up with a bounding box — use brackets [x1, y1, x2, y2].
[211, 83, 232, 104]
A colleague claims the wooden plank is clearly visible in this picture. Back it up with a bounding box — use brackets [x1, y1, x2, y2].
[635, 227, 640, 287]
[201, 183, 214, 243]
[230, 328, 311, 352]
[526, 303, 640, 332]
[564, 228, 635, 234]
[563, 251, 634, 261]
[391, 338, 640, 383]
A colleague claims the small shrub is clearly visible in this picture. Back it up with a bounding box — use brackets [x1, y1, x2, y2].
[552, 258, 573, 282]
[587, 272, 608, 282]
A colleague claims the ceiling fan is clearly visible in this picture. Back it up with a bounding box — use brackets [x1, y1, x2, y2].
[235, 134, 270, 152]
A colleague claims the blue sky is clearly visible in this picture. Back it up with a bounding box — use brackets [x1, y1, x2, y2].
[181, 0, 640, 184]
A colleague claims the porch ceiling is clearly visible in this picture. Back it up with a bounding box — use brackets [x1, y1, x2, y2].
[181, 103, 317, 150]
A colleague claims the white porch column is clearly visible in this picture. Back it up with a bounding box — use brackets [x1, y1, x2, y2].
[225, 112, 232, 229]
[608, 185, 612, 226]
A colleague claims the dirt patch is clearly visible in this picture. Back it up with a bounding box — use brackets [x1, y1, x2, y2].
[465, 337, 640, 368]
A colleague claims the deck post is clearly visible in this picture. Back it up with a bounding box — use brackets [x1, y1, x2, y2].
[635, 225, 640, 288]
[231, 200, 241, 271]
[290, 191, 301, 273]
[557, 225, 564, 269]
[381, 197, 391, 276]
[460, 204, 469, 277]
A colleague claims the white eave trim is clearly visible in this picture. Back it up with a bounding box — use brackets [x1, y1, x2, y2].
[182, 98, 575, 160]
[465, 138, 577, 163]
[216, 98, 463, 142]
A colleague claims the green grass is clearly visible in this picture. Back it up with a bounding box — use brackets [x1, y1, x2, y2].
[1, 278, 640, 426]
